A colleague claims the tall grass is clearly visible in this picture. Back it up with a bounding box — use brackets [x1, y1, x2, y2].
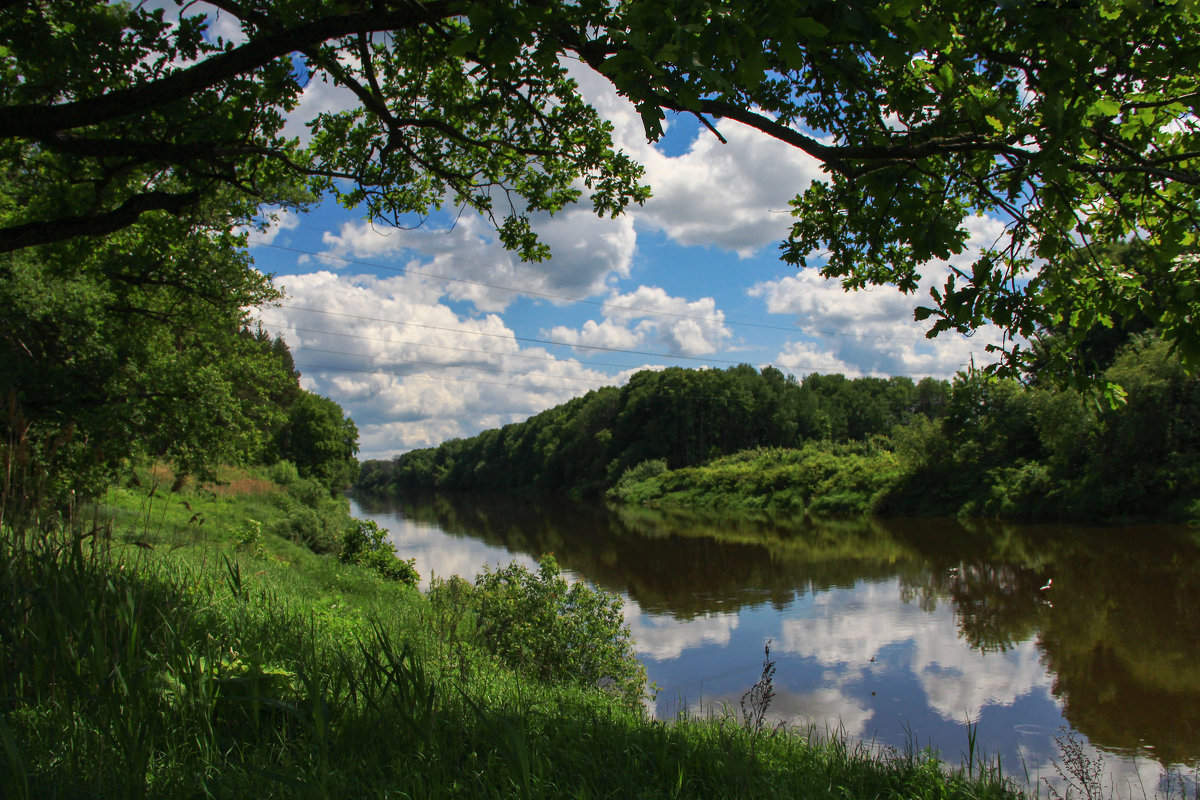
[1, 470, 1028, 799]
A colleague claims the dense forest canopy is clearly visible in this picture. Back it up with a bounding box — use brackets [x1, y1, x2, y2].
[357, 365, 949, 495]
[2, 0, 1199, 381]
[360, 343, 1200, 522]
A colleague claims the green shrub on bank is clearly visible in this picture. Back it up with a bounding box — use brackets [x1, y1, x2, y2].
[470, 555, 647, 710]
[340, 518, 419, 585]
[268, 468, 352, 554]
[609, 442, 899, 515]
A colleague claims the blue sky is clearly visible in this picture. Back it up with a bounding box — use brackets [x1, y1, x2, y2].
[196, 15, 1015, 459]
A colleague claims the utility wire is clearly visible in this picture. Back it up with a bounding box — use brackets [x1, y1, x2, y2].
[253, 239, 938, 343]
[296, 346, 616, 385]
[265, 307, 950, 378]
[277, 304, 753, 365]
[292, 361, 610, 391]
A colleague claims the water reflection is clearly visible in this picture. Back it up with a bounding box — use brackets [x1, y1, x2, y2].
[351, 492, 1200, 791]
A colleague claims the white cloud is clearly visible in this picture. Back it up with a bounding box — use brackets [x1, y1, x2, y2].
[624, 605, 740, 662]
[256, 271, 619, 458]
[316, 207, 636, 312]
[773, 341, 861, 379]
[570, 63, 827, 257]
[241, 207, 300, 246]
[547, 286, 733, 357]
[778, 580, 1054, 724]
[750, 215, 1016, 379]
[280, 70, 360, 146]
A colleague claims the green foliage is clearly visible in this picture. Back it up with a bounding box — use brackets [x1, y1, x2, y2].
[879, 334, 1200, 521]
[0, 479, 1029, 800]
[4, 1, 1200, 386]
[472, 555, 647, 709]
[608, 443, 900, 516]
[612, 459, 668, 496]
[360, 366, 945, 498]
[0, 224, 294, 511]
[340, 519, 418, 586]
[587, 334, 1200, 522]
[233, 517, 266, 559]
[0, 1, 647, 261]
[273, 390, 360, 495]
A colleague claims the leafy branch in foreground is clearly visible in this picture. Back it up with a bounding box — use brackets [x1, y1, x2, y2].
[3, 0, 1199, 380]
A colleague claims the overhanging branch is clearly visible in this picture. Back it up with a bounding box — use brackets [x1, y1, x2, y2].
[0, 2, 455, 139]
[0, 189, 203, 253]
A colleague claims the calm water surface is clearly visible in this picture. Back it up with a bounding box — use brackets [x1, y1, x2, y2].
[350, 492, 1200, 796]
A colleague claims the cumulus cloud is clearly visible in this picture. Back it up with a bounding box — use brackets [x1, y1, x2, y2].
[241, 207, 300, 246]
[624, 605, 740, 662]
[547, 286, 733, 358]
[255, 271, 619, 458]
[280, 69, 360, 145]
[364, 511, 540, 590]
[569, 64, 826, 257]
[750, 215, 1016, 379]
[315, 205, 636, 312]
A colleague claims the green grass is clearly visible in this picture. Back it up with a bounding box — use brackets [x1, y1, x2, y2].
[608, 443, 901, 516]
[1, 465, 1024, 799]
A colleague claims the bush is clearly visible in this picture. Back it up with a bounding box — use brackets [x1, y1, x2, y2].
[271, 503, 341, 554]
[340, 519, 419, 586]
[472, 555, 647, 710]
[268, 473, 353, 554]
[266, 459, 301, 487]
[608, 459, 668, 499]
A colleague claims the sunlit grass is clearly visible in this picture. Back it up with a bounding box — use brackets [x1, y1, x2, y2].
[2, 467, 1030, 799]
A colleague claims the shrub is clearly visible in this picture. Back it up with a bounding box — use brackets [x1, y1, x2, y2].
[271, 503, 342, 554]
[609, 459, 668, 498]
[340, 519, 419, 586]
[266, 459, 301, 487]
[472, 555, 647, 709]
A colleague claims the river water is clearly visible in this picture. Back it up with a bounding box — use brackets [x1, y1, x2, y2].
[350, 492, 1200, 797]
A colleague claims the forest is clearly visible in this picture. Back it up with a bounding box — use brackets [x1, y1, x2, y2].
[4, 1, 1200, 795]
[358, 333, 1200, 522]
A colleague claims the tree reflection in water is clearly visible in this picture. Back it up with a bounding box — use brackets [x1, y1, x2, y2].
[352, 491, 1200, 774]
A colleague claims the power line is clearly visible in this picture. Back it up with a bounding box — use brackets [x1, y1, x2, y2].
[276, 304, 753, 365]
[296, 346, 616, 385]
[254, 319, 650, 371]
[252, 239, 936, 342]
[292, 361, 613, 391]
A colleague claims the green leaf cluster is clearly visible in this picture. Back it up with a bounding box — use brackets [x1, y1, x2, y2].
[469, 555, 648, 710]
[4, 0, 1199, 384]
[339, 518, 419, 586]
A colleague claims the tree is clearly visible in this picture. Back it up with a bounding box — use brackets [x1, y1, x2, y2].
[274, 389, 360, 493]
[574, 0, 1200, 377]
[2, 0, 1198, 378]
[0, 198, 295, 508]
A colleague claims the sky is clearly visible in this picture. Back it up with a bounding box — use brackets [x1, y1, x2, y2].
[185, 8, 1014, 460]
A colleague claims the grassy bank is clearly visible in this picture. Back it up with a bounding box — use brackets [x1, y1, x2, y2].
[606, 442, 899, 516]
[2, 466, 1022, 799]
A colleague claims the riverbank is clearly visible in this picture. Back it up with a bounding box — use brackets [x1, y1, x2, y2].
[362, 339, 1200, 524]
[2, 465, 1023, 799]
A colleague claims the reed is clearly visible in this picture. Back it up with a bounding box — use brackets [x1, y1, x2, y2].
[1, 469, 1031, 799]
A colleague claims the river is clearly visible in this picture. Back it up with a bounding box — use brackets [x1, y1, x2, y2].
[350, 492, 1200, 797]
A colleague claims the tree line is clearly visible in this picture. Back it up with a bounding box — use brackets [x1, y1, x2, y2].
[359, 334, 1200, 522]
[358, 365, 950, 496]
